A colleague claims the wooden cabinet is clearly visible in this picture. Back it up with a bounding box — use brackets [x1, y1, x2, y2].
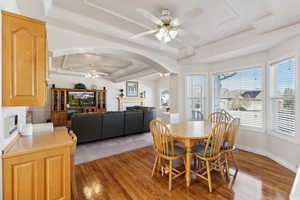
[52, 111, 68, 126]
[2, 11, 48, 106]
[2, 130, 77, 200]
[51, 88, 107, 126]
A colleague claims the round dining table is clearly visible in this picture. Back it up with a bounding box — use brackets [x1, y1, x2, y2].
[168, 121, 211, 187]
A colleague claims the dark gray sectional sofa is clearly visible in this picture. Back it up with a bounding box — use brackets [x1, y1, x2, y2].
[70, 107, 156, 144]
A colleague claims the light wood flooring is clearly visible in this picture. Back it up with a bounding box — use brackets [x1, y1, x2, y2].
[73, 146, 295, 200]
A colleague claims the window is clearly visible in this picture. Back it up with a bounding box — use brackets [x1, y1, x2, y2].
[213, 67, 264, 128]
[186, 75, 206, 121]
[270, 57, 296, 136]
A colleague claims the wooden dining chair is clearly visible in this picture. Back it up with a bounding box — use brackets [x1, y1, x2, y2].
[150, 120, 185, 191]
[208, 112, 230, 124]
[222, 118, 240, 179]
[191, 122, 228, 192]
[192, 112, 228, 167]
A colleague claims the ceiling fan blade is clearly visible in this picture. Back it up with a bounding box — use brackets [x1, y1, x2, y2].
[136, 8, 163, 26]
[171, 8, 202, 26]
[131, 29, 158, 39]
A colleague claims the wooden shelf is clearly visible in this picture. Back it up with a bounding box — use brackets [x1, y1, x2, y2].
[67, 106, 96, 109]
[53, 88, 107, 92]
[51, 88, 107, 126]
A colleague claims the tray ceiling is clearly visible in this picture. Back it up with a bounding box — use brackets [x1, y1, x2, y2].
[50, 50, 169, 82]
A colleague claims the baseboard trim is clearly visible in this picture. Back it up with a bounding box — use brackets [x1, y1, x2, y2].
[237, 145, 298, 173]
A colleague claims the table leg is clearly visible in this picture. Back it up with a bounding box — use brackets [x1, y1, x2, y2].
[185, 139, 192, 187]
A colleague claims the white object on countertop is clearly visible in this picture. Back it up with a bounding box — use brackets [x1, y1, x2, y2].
[160, 112, 180, 124]
[21, 123, 33, 136]
[290, 166, 300, 200]
[32, 123, 54, 133]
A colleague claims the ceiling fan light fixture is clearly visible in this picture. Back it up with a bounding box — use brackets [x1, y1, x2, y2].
[169, 30, 178, 39]
[155, 31, 163, 41]
[155, 27, 176, 43]
[159, 72, 171, 77]
[85, 71, 107, 79]
[163, 34, 171, 43]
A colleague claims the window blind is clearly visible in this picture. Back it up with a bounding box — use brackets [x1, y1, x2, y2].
[213, 67, 264, 128]
[270, 57, 296, 136]
[186, 75, 206, 121]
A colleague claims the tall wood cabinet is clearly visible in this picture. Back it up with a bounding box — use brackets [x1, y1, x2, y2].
[2, 130, 77, 200]
[2, 11, 48, 106]
[51, 88, 107, 126]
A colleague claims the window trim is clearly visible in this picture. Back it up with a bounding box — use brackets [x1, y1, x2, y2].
[185, 73, 209, 121]
[211, 65, 266, 131]
[267, 54, 299, 143]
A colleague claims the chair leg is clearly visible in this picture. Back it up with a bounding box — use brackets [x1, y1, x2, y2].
[206, 161, 212, 193]
[158, 157, 163, 176]
[230, 152, 239, 172]
[152, 155, 158, 177]
[218, 159, 226, 182]
[169, 160, 173, 191]
[224, 153, 230, 179]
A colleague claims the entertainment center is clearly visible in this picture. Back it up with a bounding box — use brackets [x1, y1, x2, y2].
[51, 88, 107, 126]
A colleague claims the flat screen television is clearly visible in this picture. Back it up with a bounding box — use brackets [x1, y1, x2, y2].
[67, 91, 96, 107]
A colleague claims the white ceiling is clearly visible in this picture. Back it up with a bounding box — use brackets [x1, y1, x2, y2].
[46, 0, 300, 48]
[50, 0, 268, 48]
[16, 0, 300, 78]
[50, 50, 169, 82]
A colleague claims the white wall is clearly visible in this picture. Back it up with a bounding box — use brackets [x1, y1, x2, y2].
[29, 73, 158, 123]
[177, 38, 300, 172]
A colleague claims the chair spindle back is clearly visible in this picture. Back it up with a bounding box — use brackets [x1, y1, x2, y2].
[208, 112, 229, 125]
[204, 122, 227, 158]
[150, 120, 175, 157]
[224, 118, 240, 150]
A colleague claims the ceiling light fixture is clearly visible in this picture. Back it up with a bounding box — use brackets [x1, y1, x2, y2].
[130, 8, 194, 44]
[155, 27, 178, 43]
[159, 73, 171, 77]
[85, 70, 108, 79]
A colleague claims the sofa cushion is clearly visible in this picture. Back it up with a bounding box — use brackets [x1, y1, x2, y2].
[143, 110, 157, 132]
[124, 111, 144, 135]
[102, 111, 125, 139]
[71, 113, 102, 143]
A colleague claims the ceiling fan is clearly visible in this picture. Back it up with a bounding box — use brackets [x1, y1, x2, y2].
[131, 8, 202, 44]
[85, 69, 108, 79]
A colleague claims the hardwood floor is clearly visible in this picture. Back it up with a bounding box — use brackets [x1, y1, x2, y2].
[74, 146, 295, 200]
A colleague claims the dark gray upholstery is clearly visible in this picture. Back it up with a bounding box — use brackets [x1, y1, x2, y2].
[143, 110, 157, 132]
[71, 113, 102, 143]
[165, 144, 185, 156]
[102, 112, 125, 139]
[124, 111, 144, 135]
[71, 107, 156, 144]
